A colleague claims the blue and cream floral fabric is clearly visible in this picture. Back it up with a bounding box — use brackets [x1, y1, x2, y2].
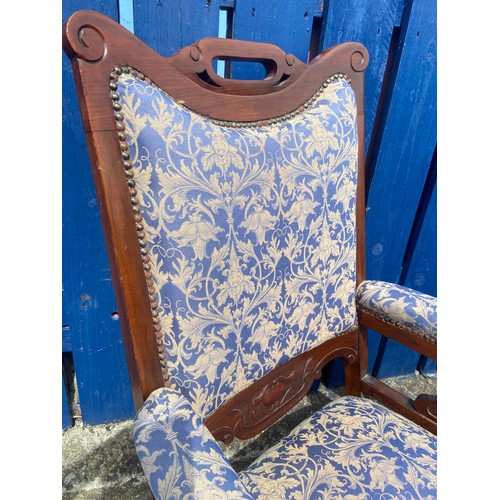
[116, 72, 359, 418]
[135, 388, 437, 499]
[356, 280, 437, 342]
[134, 387, 253, 500]
[240, 396, 437, 499]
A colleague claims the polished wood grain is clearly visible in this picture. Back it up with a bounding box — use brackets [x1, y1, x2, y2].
[207, 331, 357, 443]
[358, 309, 437, 434]
[358, 309, 437, 360]
[63, 9, 436, 439]
[63, 10, 368, 131]
[63, 10, 368, 425]
[361, 375, 437, 434]
[414, 394, 437, 421]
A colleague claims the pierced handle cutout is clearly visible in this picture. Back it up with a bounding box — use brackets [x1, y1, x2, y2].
[170, 37, 304, 94]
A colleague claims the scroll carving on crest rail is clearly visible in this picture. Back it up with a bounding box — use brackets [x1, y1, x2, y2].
[350, 48, 369, 72]
[64, 11, 108, 62]
[77, 25, 106, 62]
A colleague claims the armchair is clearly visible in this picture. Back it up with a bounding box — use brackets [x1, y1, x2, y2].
[63, 10, 437, 498]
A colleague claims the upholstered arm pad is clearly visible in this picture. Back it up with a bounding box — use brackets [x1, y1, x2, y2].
[356, 280, 437, 344]
[134, 387, 253, 500]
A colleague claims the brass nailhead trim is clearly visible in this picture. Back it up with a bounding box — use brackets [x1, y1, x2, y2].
[109, 64, 354, 387]
[112, 64, 352, 129]
[358, 305, 437, 344]
[109, 65, 170, 386]
[210, 73, 352, 128]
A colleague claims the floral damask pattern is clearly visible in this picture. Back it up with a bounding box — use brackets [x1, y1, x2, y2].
[356, 280, 437, 342]
[135, 388, 437, 499]
[116, 73, 359, 418]
[240, 396, 437, 499]
[134, 387, 253, 500]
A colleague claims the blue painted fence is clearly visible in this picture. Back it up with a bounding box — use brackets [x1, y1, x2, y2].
[62, 0, 436, 425]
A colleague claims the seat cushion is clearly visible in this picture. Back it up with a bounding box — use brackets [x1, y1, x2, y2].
[357, 280, 437, 343]
[239, 396, 437, 499]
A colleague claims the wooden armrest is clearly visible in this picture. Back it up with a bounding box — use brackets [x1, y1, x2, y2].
[358, 308, 437, 360]
[354, 281, 437, 434]
[356, 280, 437, 360]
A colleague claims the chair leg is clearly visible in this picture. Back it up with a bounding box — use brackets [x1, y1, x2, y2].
[345, 358, 362, 396]
[414, 393, 437, 421]
[345, 325, 369, 397]
[416, 354, 428, 374]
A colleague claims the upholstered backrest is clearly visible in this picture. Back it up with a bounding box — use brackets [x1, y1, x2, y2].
[113, 67, 359, 418]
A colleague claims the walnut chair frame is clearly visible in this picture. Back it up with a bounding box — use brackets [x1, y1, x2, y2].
[63, 10, 437, 498]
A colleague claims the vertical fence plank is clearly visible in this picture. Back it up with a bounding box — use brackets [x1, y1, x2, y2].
[133, 0, 222, 55]
[404, 181, 437, 376]
[320, 0, 405, 154]
[231, 0, 317, 79]
[62, 0, 437, 420]
[364, 0, 437, 377]
[119, 0, 135, 33]
[365, 0, 436, 283]
[62, 328, 72, 428]
[63, 0, 135, 424]
[320, 0, 436, 382]
[62, 375, 73, 430]
[320, 0, 399, 386]
[373, 179, 437, 378]
[404, 183, 437, 296]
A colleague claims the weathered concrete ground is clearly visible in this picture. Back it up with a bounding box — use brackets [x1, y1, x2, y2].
[62, 373, 436, 499]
